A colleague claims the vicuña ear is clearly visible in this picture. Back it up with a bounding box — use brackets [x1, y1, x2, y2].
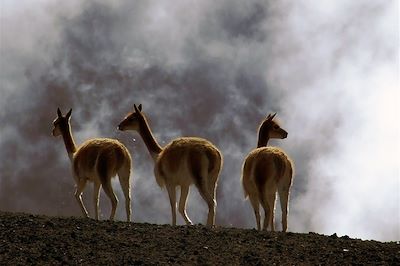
[57, 108, 62, 117]
[66, 108, 72, 119]
[134, 104, 142, 113]
[267, 112, 277, 121]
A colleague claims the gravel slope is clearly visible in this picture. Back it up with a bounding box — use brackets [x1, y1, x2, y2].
[0, 212, 398, 265]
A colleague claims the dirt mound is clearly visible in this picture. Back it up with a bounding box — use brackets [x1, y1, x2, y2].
[0, 212, 398, 265]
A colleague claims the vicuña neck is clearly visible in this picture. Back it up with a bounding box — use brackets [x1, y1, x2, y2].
[257, 122, 271, 148]
[61, 126, 77, 160]
[138, 117, 163, 161]
[257, 127, 270, 148]
[257, 137, 270, 148]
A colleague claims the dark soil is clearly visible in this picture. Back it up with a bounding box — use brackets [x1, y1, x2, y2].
[0, 212, 398, 265]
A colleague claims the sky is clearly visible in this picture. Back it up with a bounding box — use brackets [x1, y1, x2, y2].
[0, 0, 398, 241]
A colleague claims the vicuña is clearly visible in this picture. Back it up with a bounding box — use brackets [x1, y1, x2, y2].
[52, 108, 132, 221]
[242, 113, 294, 231]
[118, 104, 222, 226]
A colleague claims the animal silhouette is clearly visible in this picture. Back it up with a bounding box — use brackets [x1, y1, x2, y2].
[52, 108, 132, 221]
[118, 104, 222, 226]
[242, 113, 294, 231]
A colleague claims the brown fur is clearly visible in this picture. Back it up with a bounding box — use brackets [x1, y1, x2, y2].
[73, 139, 130, 183]
[157, 137, 221, 188]
[53, 108, 132, 222]
[242, 113, 294, 232]
[118, 105, 223, 226]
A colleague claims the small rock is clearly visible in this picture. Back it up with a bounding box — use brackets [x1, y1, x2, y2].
[330, 233, 338, 239]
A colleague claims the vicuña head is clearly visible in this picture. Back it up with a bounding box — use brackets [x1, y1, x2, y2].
[52, 108, 71, 136]
[257, 113, 288, 147]
[118, 104, 222, 227]
[52, 108, 132, 222]
[242, 112, 294, 232]
[118, 104, 143, 131]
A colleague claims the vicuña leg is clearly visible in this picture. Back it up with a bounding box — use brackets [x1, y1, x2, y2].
[102, 180, 118, 221]
[118, 165, 132, 222]
[75, 178, 89, 218]
[93, 181, 101, 220]
[248, 193, 261, 230]
[179, 185, 193, 225]
[208, 178, 219, 223]
[208, 173, 218, 201]
[197, 186, 216, 227]
[166, 184, 177, 226]
[278, 186, 290, 232]
[266, 192, 277, 232]
[260, 197, 270, 231]
[192, 159, 216, 226]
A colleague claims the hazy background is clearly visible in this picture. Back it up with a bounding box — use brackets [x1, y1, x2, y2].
[1, 0, 398, 241]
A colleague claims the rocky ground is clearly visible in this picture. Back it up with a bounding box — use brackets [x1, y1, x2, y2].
[0, 211, 398, 265]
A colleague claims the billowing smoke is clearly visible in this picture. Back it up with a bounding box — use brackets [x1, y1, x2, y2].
[0, 0, 398, 241]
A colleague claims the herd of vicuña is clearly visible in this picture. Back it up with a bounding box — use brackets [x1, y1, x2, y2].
[52, 104, 294, 231]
